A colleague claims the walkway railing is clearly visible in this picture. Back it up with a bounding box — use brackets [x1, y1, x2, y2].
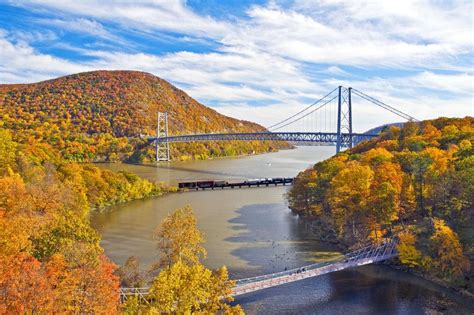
[120, 238, 398, 301]
[232, 238, 398, 296]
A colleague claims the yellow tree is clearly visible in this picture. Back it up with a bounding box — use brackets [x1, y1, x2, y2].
[149, 259, 241, 314]
[399, 174, 416, 222]
[153, 205, 207, 268]
[287, 168, 319, 216]
[135, 206, 243, 314]
[0, 129, 17, 175]
[368, 161, 403, 239]
[328, 161, 373, 239]
[360, 147, 394, 166]
[396, 231, 424, 268]
[429, 218, 470, 280]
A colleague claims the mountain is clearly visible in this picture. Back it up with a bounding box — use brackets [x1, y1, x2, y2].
[351, 122, 407, 145]
[363, 122, 406, 135]
[0, 71, 286, 162]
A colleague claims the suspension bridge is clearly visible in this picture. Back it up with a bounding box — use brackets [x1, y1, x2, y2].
[119, 237, 398, 302]
[150, 86, 418, 161]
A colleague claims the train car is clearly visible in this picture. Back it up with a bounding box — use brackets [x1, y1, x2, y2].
[244, 179, 259, 184]
[213, 180, 227, 187]
[178, 180, 228, 189]
[272, 177, 283, 183]
[196, 180, 215, 188]
[178, 181, 197, 189]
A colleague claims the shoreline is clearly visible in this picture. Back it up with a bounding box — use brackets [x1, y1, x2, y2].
[298, 214, 474, 302]
[387, 262, 474, 300]
[92, 147, 474, 309]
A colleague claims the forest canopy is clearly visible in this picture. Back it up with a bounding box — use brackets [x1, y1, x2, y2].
[0, 125, 174, 312]
[288, 117, 473, 285]
[0, 70, 288, 162]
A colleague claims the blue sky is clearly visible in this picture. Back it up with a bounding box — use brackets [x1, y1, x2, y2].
[0, 0, 472, 131]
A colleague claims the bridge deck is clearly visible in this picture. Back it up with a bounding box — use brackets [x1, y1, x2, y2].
[119, 238, 398, 301]
[149, 131, 377, 144]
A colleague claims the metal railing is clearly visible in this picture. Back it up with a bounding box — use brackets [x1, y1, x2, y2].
[234, 239, 397, 289]
[119, 238, 398, 300]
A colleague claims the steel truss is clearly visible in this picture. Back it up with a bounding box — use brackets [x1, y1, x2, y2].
[150, 132, 377, 145]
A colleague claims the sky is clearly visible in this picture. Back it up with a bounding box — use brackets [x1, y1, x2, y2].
[0, 0, 473, 132]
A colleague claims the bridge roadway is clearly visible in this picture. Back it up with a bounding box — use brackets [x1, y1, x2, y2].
[148, 131, 378, 144]
[119, 238, 398, 301]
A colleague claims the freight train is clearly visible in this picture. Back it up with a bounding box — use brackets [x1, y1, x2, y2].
[178, 180, 227, 189]
[178, 177, 293, 190]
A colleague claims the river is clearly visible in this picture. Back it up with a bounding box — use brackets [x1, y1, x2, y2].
[92, 147, 473, 314]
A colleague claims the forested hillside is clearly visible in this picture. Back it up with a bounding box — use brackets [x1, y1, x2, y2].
[0, 70, 286, 162]
[0, 126, 173, 312]
[0, 126, 239, 313]
[288, 117, 473, 289]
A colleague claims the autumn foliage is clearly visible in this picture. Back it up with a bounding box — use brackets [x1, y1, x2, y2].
[121, 206, 242, 314]
[0, 70, 287, 162]
[0, 126, 177, 312]
[288, 117, 473, 283]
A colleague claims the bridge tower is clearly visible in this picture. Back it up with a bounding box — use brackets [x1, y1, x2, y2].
[156, 112, 170, 162]
[336, 86, 353, 153]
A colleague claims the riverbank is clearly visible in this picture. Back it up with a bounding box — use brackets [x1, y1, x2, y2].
[90, 187, 177, 212]
[292, 209, 474, 305]
[92, 146, 474, 313]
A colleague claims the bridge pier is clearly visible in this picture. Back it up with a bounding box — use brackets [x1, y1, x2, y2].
[156, 112, 170, 162]
[336, 86, 354, 153]
[336, 86, 342, 153]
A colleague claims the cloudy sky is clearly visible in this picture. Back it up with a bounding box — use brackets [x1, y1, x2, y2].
[0, 0, 473, 131]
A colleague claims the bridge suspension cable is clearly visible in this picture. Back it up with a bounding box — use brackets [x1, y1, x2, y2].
[266, 87, 339, 131]
[351, 88, 418, 122]
[151, 86, 420, 160]
[270, 94, 339, 131]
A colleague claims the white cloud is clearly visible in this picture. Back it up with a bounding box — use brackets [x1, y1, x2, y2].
[0, 33, 88, 83]
[14, 0, 232, 38]
[10, 29, 58, 43]
[37, 18, 126, 44]
[1, 0, 472, 132]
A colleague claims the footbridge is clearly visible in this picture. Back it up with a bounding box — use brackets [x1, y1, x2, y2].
[120, 238, 398, 301]
[150, 87, 418, 161]
[232, 238, 398, 296]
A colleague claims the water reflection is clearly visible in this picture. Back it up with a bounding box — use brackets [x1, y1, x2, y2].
[234, 265, 473, 314]
[226, 203, 340, 279]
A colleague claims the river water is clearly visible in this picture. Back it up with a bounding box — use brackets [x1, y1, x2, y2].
[92, 147, 473, 314]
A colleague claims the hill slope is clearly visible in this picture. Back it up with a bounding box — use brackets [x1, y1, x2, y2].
[0, 71, 285, 162]
[289, 117, 473, 290]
